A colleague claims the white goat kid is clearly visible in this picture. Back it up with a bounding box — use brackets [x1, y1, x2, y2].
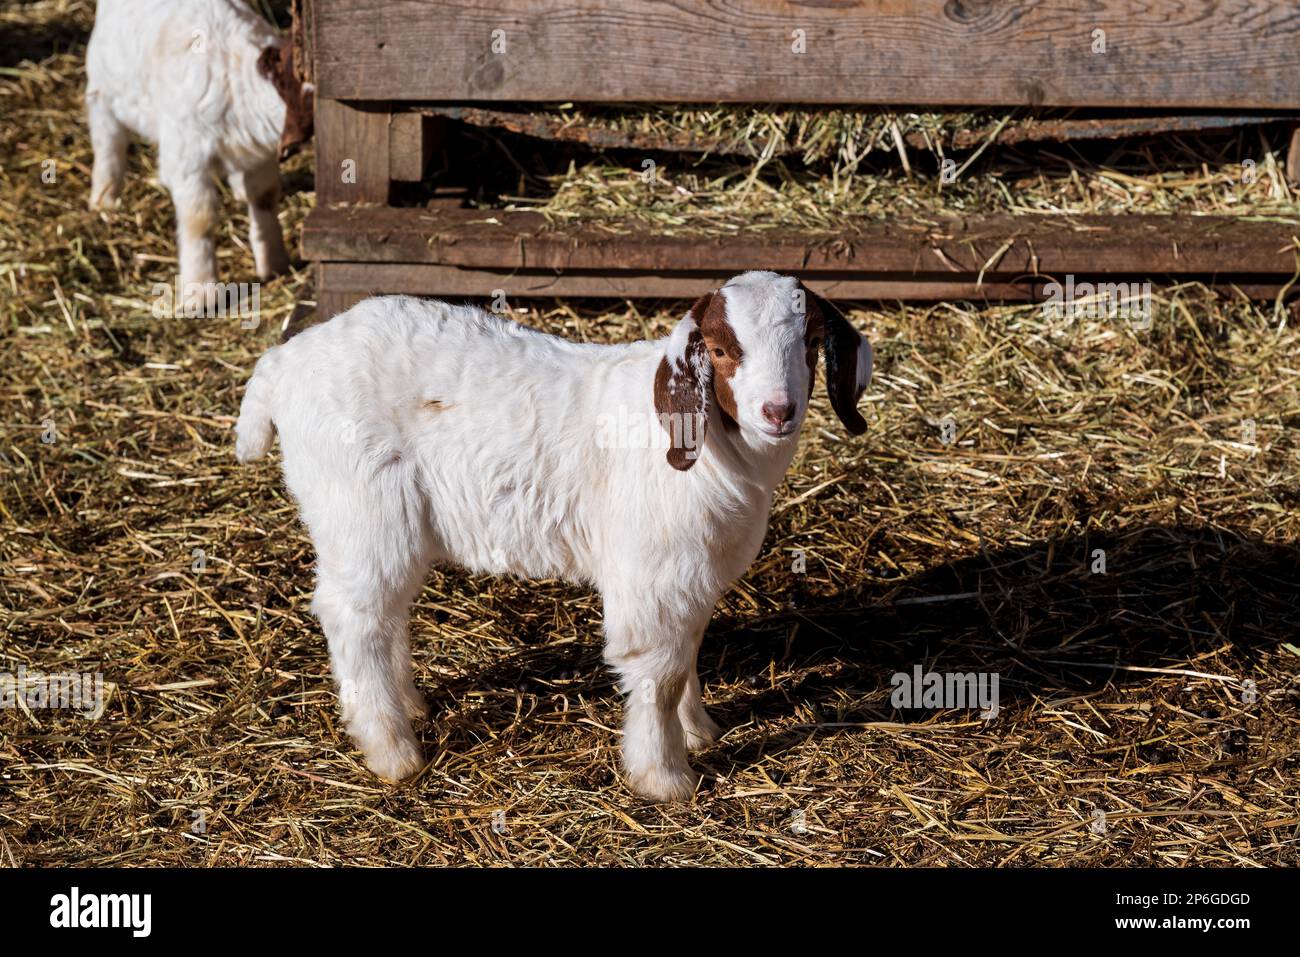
[236, 272, 873, 800]
[86, 0, 312, 308]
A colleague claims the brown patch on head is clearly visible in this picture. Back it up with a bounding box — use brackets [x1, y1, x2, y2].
[694, 292, 743, 429]
[258, 42, 314, 161]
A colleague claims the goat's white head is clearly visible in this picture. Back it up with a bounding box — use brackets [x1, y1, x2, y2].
[653, 271, 873, 470]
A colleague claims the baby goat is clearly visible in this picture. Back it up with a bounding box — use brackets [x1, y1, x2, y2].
[236, 272, 873, 800]
[86, 0, 313, 307]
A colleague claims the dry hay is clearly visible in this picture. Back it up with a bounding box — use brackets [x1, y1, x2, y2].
[500, 103, 995, 169]
[471, 110, 1298, 236]
[3, 0, 1300, 867]
[525, 142, 1299, 236]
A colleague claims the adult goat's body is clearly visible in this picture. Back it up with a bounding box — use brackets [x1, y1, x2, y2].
[238, 274, 872, 799]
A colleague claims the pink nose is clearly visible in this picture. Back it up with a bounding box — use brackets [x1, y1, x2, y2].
[761, 401, 797, 428]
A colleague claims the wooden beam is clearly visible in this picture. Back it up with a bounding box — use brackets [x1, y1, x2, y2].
[1288, 125, 1300, 185]
[317, 262, 1049, 300]
[302, 206, 1300, 278]
[316, 261, 1298, 304]
[312, 264, 357, 322]
[389, 112, 434, 182]
[313, 98, 392, 205]
[313, 0, 1300, 109]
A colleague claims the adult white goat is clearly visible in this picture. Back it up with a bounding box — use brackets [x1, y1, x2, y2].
[86, 0, 313, 308]
[236, 272, 873, 800]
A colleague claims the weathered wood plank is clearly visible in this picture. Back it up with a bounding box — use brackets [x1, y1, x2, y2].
[389, 113, 434, 182]
[316, 262, 1296, 304]
[314, 1, 1300, 109]
[302, 206, 1300, 277]
[312, 286, 368, 322]
[318, 262, 1043, 300]
[312, 262, 362, 322]
[314, 98, 392, 204]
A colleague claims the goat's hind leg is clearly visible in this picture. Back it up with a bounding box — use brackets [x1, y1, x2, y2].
[307, 481, 433, 780]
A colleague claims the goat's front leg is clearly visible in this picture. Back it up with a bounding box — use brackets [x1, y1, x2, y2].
[603, 596, 713, 801]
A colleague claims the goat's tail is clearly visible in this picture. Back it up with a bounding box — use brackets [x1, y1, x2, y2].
[235, 346, 283, 462]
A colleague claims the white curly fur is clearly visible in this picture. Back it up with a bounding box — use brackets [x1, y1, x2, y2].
[236, 272, 872, 800]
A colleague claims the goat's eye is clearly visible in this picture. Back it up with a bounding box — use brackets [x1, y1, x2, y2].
[713, 348, 726, 358]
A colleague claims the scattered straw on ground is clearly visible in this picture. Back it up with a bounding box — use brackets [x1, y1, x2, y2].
[2, 0, 1298, 867]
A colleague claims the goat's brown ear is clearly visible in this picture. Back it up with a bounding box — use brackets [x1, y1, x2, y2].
[802, 284, 871, 435]
[653, 294, 713, 470]
[258, 42, 314, 161]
